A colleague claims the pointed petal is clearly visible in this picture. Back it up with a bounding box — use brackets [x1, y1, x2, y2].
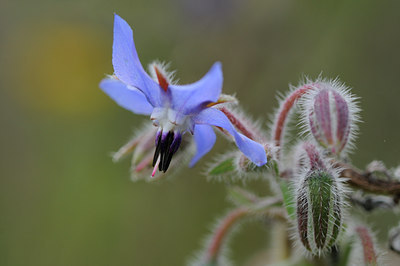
[100, 78, 153, 115]
[169, 62, 223, 115]
[194, 108, 267, 166]
[112, 14, 161, 106]
[189, 125, 216, 167]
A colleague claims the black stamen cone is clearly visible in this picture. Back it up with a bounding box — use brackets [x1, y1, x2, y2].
[160, 132, 175, 172]
[152, 132, 162, 167]
[152, 131, 182, 173]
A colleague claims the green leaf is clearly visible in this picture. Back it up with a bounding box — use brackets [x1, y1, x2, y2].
[209, 157, 235, 176]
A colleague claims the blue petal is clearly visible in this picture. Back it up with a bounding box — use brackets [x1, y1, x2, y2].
[100, 78, 153, 115]
[112, 14, 161, 106]
[169, 62, 223, 115]
[194, 108, 267, 166]
[189, 125, 216, 167]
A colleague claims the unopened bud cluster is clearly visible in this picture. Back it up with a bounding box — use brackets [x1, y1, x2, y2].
[295, 143, 344, 255]
[300, 79, 360, 157]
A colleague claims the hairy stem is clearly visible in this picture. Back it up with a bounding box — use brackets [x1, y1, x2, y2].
[355, 226, 378, 266]
[336, 162, 400, 196]
[272, 85, 314, 148]
[218, 107, 258, 141]
[204, 203, 286, 264]
[205, 208, 248, 263]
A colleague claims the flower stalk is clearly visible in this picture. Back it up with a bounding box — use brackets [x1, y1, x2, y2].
[218, 107, 257, 141]
[199, 197, 286, 265]
[336, 162, 400, 196]
[272, 84, 314, 149]
[205, 207, 248, 264]
[355, 226, 378, 266]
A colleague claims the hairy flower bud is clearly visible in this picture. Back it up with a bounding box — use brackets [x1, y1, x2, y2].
[296, 170, 342, 255]
[295, 142, 344, 255]
[301, 79, 360, 156]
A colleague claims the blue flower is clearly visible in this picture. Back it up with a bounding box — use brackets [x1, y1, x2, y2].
[100, 14, 267, 175]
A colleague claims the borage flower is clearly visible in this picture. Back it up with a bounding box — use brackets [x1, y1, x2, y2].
[100, 14, 267, 177]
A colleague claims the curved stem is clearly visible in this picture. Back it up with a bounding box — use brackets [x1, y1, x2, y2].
[336, 162, 400, 196]
[272, 85, 314, 148]
[204, 204, 286, 264]
[205, 208, 248, 263]
[218, 107, 257, 141]
[355, 226, 378, 266]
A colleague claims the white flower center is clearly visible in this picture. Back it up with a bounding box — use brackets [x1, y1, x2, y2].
[150, 107, 194, 134]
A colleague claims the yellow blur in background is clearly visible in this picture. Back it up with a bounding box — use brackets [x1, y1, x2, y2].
[6, 23, 108, 115]
[1, 0, 400, 265]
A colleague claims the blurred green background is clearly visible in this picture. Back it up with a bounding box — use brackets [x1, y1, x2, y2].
[1, 0, 400, 265]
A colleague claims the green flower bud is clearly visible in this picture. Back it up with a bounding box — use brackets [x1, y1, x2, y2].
[296, 170, 343, 255]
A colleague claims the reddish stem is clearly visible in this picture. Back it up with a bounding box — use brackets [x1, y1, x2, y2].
[335, 162, 400, 195]
[273, 85, 314, 147]
[219, 107, 256, 140]
[205, 208, 248, 263]
[355, 226, 378, 266]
